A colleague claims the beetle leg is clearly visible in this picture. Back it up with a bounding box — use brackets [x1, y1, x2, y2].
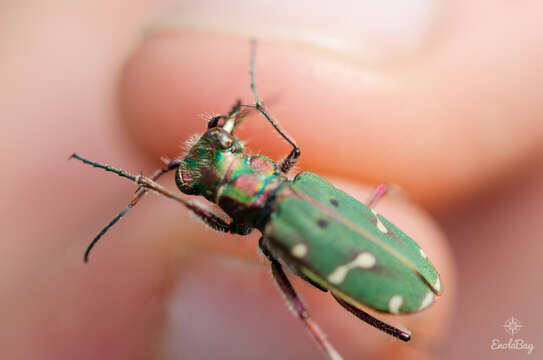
[258, 238, 343, 360]
[229, 221, 253, 235]
[332, 293, 411, 342]
[365, 183, 388, 208]
[71, 154, 231, 262]
[246, 40, 300, 174]
[278, 144, 301, 174]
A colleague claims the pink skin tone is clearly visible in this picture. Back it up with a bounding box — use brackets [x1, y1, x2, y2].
[2, 1, 543, 359]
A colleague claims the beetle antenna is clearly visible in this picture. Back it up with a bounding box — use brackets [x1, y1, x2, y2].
[241, 103, 298, 151]
[84, 202, 132, 262]
[70, 153, 138, 181]
[246, 39, 297, 149]
[250, 38, 261, 106]
[245, 41, 301, 174]
[70, 154, 181, 262]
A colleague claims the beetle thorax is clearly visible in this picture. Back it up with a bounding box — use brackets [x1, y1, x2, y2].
[215, 153, 285, 227]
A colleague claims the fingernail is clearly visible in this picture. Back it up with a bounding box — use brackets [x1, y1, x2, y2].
[149, 0, 440, 60]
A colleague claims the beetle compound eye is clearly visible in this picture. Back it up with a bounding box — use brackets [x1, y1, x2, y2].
[206, 129, 221, 140]
[219, 134, 234, 149]
[204, 128, 234, 150]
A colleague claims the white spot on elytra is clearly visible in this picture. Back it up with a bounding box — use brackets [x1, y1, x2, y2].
[419, 291, 434, 310]
[371, 209, 388, 233]
[388, 295, 403, 314]
[327, 251, 377, 284]
[419, 248, 427, 259]
[291, 243, 308, 258]
[328, 266, 349, 284]
[434, 277, 441, 292]
[353, 252, 376, 269]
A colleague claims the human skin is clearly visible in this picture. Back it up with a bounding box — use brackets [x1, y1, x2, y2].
[2, 1, 542, 360]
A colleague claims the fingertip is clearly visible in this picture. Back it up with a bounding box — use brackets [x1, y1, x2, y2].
[120, 28, 543, 213]
[120, 31, 254, 159]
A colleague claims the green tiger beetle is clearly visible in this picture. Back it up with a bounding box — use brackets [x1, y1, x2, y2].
[71, 40, 442, 360]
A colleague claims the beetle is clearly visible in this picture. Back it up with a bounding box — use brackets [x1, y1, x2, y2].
[71, 40, 442, 360]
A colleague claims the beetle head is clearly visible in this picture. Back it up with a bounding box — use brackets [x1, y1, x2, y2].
[175, 116, 244, 201]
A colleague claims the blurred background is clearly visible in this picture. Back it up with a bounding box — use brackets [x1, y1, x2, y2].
[1, 1, 541, 359]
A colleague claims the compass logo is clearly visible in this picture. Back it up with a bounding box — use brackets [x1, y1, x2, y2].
[503, 317, 522, 336]
[491, 316, 534, 355]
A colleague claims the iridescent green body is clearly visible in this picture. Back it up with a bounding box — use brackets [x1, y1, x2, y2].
[72, 41, 443, 358]
[177, 127, 286, 230]
[176, 127, 442, 315]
